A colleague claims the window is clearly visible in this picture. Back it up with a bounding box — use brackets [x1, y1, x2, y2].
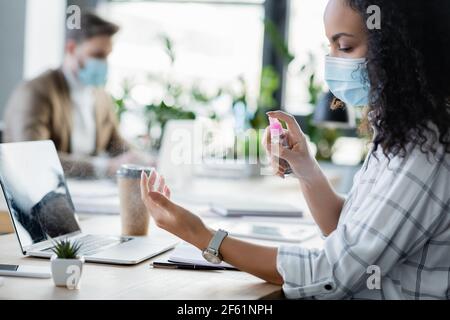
[284, 0, 329, 115]
[98, 0, 265, 137]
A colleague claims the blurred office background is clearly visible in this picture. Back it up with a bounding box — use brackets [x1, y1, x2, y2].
[0, 0, 367, 193]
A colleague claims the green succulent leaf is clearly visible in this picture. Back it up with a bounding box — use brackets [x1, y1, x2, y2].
[50, 239, 82, 259]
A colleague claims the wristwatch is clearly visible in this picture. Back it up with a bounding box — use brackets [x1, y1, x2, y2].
[202, 229, 228, 264]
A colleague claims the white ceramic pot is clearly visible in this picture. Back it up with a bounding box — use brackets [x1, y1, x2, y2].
[50, 255, 85, 289]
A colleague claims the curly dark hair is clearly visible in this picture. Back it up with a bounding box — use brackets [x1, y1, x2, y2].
[346, 0, 450, 158]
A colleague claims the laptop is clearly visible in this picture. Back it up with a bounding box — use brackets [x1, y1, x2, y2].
[0, 140, 178, 265]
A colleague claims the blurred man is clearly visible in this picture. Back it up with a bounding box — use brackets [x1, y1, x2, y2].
[4, 12, 145, 178]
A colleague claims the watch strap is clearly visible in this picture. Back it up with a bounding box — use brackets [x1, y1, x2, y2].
[208, 229, 228, 254]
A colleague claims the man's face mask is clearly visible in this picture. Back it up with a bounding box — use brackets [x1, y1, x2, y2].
[324, 55, 370, 107]
[77, 57, 108, 87]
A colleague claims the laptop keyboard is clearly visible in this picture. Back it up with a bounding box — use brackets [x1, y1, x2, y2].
[44, 235, 132, 257]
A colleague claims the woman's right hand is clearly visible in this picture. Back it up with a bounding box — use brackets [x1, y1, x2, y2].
[263, 111, 318, 182]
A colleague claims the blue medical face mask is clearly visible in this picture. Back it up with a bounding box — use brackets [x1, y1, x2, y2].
[324, 55, 370, 107]
[78, 58, 108, 87]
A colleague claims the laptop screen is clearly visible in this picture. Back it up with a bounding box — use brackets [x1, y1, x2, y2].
[0, 141, 80, 251]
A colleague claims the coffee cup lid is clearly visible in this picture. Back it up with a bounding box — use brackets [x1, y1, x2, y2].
[116, 164, 154, 179]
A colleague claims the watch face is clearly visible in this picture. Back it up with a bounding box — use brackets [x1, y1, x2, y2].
[202, 250, 222, 264]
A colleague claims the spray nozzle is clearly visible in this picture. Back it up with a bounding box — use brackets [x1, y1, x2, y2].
[269, 117, 283, 135]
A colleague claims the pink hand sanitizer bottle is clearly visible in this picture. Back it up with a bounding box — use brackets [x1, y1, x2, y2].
[269, 117, 293, 175]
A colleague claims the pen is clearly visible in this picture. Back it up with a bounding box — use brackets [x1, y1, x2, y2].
[151, 261, 228, 271]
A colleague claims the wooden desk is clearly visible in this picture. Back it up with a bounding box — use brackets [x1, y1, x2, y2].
[0, 175, 324, 299]
[0, 213, 322, 300]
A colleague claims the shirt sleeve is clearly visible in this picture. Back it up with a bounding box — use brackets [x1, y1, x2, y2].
[316, 155, 368, 241]
[277, 146, 448, 299]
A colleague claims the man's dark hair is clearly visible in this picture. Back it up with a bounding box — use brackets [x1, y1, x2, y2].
[66, 11, 119, 43]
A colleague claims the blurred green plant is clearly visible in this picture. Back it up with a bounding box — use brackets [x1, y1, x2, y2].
[234, 128, 266, 162]
[257, 19, 342, 161]
[248, 18, 292, 130]
[230, 64, 279, 161]
[300, 53, 341, 161]
[162, 35, 176, 65]
[301, 53, 323, 106]
[145, 101, 196, 131]
[264, 19, 295, 65]
[250, 65, 280, 129]
[112, 79, 133, 122]
[110, 25, 345, 162]
[143, 35, 222, 148]
[259, 22, 341, 162]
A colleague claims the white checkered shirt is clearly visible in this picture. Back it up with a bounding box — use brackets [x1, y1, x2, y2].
[277, 141, 450, 300]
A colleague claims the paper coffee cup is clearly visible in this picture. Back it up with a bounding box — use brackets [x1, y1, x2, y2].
[117, 164, 153, 236]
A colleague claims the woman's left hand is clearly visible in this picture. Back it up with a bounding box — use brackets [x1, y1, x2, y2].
[140, 170, 213, 249]
[141, 171, 283, 285]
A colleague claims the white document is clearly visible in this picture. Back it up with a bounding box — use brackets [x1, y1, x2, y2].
[210, 200, 303, 218]
[67, 179, 118, 198]
[169, 243, 235, 269]
[212, 220, 317, 243]
[71, 196, 120, 215]
[67, 179, 120, 215]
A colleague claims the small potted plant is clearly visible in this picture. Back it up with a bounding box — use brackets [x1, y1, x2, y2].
[50, 239, 84, 289]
